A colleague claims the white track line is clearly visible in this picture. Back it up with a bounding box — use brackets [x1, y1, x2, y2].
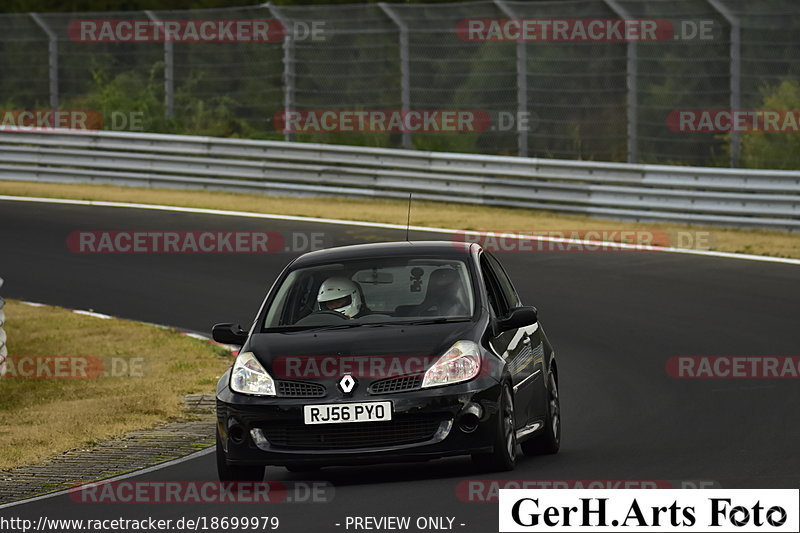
[18, 300, 233, 350]
[1, 194, 798, 265]
[72, 309, 113, 320]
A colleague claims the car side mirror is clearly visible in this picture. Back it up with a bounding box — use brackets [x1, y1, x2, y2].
[497, 306, 537, 332]
[212, 323, 248, 346]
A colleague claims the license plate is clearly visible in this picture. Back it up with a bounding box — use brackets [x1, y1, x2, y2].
[303, 401, 392, 425]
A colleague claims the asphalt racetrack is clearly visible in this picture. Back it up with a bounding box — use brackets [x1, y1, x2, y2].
[1, 198, 798, 532]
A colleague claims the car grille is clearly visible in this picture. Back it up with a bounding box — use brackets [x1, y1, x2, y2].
[276, 380, 326, 398]
[263, 416, 443, 450]
[369, 375, 422, 394]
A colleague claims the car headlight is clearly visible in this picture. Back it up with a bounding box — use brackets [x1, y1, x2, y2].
[230, 351, 276, 396]
[421, 340, 481, 388]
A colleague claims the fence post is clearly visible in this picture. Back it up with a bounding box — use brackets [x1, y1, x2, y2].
[603, 0, 638, 164]
[379, 3, 412, 150]
[0, 278, 6, 377]
[268, 4, 296, 142]
[493, 0, 528, 157]
[29, 13, 58, 113]
[707, 0, 742, 168]
[145, 11, 174, 121]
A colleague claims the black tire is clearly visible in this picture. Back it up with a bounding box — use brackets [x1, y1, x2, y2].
[521, 369, 560, 456]
[216, 428, 266, 481]
[472, 383, 516, 472]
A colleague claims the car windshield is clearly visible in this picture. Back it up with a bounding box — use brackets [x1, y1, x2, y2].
[263, 257, 475, 329]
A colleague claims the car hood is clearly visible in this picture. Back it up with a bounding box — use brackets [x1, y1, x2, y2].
[246, 321, 477, 383]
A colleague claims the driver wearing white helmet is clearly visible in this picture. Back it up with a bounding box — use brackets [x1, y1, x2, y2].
[317, 277, 365, 319]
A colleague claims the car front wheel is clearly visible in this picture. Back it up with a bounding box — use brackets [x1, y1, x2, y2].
[472, 383, 516, 471]
[521, 369, 560, 456]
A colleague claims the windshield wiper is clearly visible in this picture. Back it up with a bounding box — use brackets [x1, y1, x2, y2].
[263, 324, 363, 333]
[272, 318, 468, 333]
[394, 317, 471, 325]
[312, 323, 367, 330]
[299, 322, 392, 332]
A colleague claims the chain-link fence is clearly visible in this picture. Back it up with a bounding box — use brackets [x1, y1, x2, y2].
[1, 0, 798, 167]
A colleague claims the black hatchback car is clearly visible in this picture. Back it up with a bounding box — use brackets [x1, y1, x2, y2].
[213, 241, 560, 480]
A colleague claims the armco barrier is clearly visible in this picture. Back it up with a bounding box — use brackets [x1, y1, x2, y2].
[0, 129, 798, 231]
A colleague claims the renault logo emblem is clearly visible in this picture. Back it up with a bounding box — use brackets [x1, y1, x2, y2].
[338, 374, 357, 394]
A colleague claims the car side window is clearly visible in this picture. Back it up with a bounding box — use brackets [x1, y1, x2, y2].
[486, 253, 521, 309]
[479, 254, 508, 317]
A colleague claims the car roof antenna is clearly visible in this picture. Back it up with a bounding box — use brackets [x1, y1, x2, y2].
[405, 193, 412, 242]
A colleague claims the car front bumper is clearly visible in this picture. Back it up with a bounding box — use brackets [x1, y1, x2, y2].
[216, 376, 503, 467]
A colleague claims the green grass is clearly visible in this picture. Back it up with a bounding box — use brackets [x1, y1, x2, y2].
[0, 300, 232, 470]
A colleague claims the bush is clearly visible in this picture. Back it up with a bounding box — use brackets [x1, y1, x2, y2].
[740, 80, 800, 170]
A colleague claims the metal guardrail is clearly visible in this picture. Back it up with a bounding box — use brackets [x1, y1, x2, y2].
[0, 278, 6, 377]
[0, 129, 798, 231]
